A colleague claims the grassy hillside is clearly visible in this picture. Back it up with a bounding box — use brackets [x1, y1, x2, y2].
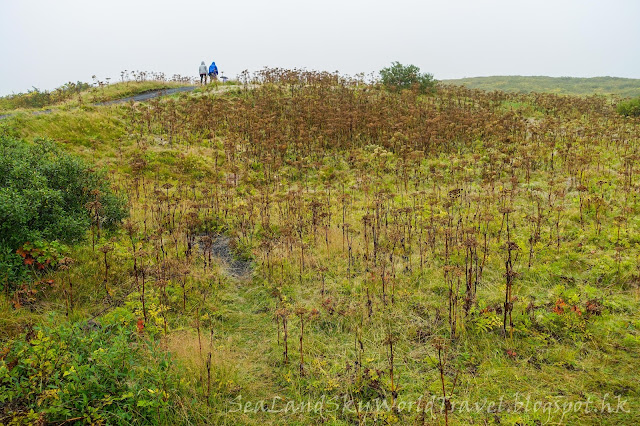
[0, 79, 193, 113]
[442, 75, 640, 98]
[1, 72, 640, 425]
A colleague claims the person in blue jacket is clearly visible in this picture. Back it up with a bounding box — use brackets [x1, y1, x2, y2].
[208, 62, 219, 82]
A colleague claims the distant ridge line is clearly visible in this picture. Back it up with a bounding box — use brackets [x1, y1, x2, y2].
[441, 75, 640, 97]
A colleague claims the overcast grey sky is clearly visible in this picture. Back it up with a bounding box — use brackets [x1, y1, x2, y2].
[1, 0, 639, 95]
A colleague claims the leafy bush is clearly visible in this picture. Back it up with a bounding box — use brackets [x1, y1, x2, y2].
[0, 136, 127, 290]
[0, 316, 181, 424]
[379, 62, 436, 94]
[617, 97, 640, 117]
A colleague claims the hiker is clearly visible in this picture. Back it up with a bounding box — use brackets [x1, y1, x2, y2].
[208, 61, 219, 82]
[199, 61, 208, 84]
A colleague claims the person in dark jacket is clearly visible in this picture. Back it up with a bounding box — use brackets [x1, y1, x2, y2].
[199, 61, 208, 84]
[208, 62, 219, 82]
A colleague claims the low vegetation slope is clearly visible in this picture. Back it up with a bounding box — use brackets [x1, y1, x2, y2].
[1, 70, 639, 425]
[0, 74, 193, 113]
[443, 75, 640, 98]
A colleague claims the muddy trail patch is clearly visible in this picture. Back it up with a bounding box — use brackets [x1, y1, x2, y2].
[95, 86, 197, 105]
[196, 234, 252, 279]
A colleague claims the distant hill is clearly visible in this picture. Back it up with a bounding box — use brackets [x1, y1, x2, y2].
[442, 76, 640, 98]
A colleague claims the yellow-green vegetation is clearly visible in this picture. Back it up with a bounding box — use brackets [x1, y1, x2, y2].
[1, 69, 640, 425]
[443, 76, 640, 98]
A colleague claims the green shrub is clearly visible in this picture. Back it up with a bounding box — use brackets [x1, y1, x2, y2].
[379, 62, 437, 94]
[0, 316, 181, 424]
[617, 97, 640, 117]
[0, 136, 127, 290]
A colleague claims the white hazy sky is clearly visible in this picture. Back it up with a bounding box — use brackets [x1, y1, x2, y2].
[1, 0, 639, 95]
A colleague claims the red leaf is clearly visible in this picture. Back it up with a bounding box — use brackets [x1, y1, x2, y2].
[23, 258, 35, 266]
[553, 298, 566, 315]
[136, 318, 145, 333]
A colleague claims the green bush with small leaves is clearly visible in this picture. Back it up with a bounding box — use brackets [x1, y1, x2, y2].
[0, 316, 181, 424]
[379, 62, 437, 94]
[617, 97, 640, 117]
[0, 136, 127, 290]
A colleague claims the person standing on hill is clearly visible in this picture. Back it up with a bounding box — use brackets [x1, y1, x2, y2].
[208, 61, 219, 82]
[199, 61, 208, 84]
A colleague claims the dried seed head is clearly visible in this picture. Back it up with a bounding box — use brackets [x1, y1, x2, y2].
[99, 245, 114, 254]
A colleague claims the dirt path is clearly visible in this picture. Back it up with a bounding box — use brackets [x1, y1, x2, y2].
[96, 85, 196, 105]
